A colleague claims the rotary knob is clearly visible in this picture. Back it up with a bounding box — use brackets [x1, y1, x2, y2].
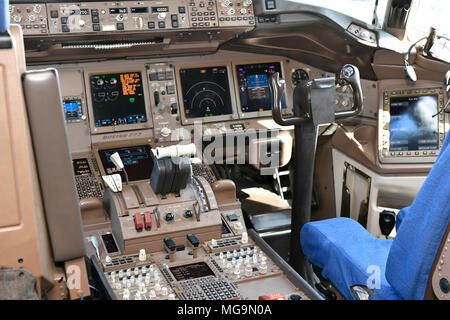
[160, 127, 172, 137]
[239, 8, 247, 15]
[165, 212, 174, 221]
[243, 0, 253, 7]
[28, 15, 36, 22]
[222, 0, 232, 7]
[33, 4, 42, 14]
[158, 12, 167, 20]
[227, 8, 235, 15]
[13, 15, 21, 23]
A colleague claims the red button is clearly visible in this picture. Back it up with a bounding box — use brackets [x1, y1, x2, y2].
[134, 213, 143, 232]
[144, 212, 151, 231]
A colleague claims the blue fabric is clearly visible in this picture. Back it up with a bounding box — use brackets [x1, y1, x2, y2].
[0, 0, 9, 32]
[386, 134, 450, 299]
[301, 133, 450, 300]
[300, 217, 400, 300]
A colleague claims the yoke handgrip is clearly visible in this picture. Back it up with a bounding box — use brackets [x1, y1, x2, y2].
[269, 64, 364, 126]
[335, 64, 363, 119]
[269, 72, 307, 126]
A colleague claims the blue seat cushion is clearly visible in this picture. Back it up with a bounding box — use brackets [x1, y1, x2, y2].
[301, 217, 401, 300]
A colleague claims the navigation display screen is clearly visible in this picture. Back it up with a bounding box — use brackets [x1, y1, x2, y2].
[179, 66, 233, 118]
[98, 145, 153, 182]
[389, 95, 439, 151]
[236, 62, 285, 113]
[89, 72, 147, 127]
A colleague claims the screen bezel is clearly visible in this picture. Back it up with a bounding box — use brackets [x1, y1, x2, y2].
[85, 69, 152, 134]
[176, 63, 239, 125]
[92, 139, 153, 185]
[379, 87, 446, 163]
[232, 60, 287, 119]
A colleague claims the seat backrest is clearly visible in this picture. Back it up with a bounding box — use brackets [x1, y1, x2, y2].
[386, 133, 450, 299]
[0, 0, 8, 34]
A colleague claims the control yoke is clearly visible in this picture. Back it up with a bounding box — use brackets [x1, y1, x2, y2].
[269, 64, 364, 125]
[267, 64, 363, 283]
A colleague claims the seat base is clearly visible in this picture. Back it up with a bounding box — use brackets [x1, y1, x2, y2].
[301, 217, 401, 300]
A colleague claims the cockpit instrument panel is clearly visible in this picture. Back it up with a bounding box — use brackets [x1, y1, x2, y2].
[235, 61, 285, 118]
[88, 71, 148, 133]
[178, 65, 236, 124]
[379, 88, 446, 163]
[96, 144, 153, 182]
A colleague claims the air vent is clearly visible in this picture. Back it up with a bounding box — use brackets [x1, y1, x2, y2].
[61, 38, 164, 50]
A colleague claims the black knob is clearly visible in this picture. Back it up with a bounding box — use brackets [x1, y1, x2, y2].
[184, 210, 193, 218]
[165, 212, 174, 221]
[288, 294, 302, 300]
[440, 278, 450, 294]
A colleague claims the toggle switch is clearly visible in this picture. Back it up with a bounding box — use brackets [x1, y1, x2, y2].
[144, 211, 152, 231]
[134, 213, 143, 232]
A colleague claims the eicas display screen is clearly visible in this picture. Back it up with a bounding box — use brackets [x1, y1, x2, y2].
[98, 145, 153, 182]
[179, 66, 233, 118]
[236, 62, 286, 112]
[90, 72, 147, 127]
[389, 95, 439, 151]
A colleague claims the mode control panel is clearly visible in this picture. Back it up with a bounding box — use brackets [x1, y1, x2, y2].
[147, 63, 183, 143]
[10, 1, 255, 35]
[46, 1, 190, 34]
[9, 3, 48, 35]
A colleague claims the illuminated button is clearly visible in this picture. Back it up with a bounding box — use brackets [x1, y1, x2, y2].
[93, 24, 100, 31]
[50, 10, 58, 18]
[116, 23, 124, 30]
[61, 17, 68, 24]
[158, 21, 166, 28]
[62, 25, 70, 32]
[165, 71, 174, 80]
[179, 6, 186, 13]
[148, 21, 155, 29]
[92, 15, 100, 23]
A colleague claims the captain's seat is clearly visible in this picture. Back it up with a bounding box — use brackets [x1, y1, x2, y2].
[301, 133, 450, 300]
